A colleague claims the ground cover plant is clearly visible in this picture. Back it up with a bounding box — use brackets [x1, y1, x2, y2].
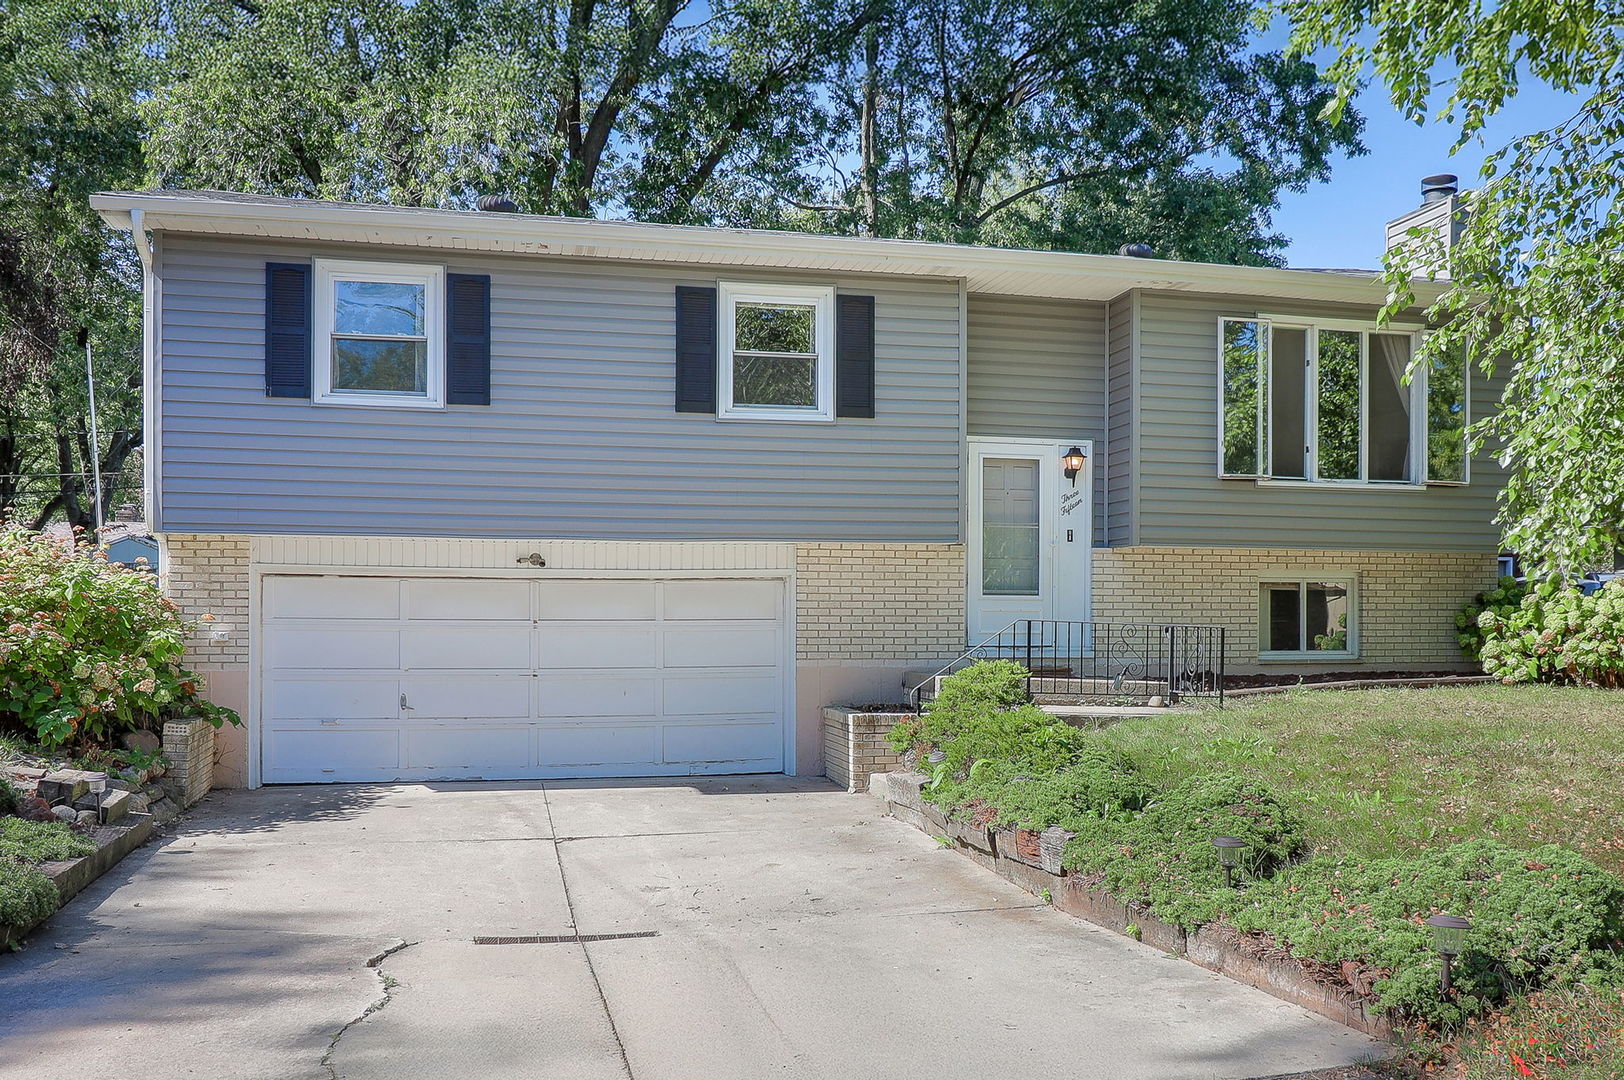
[0, 813, 96, 937]
[0, 526, 238, 747]
[895, 665, 1624, 1036]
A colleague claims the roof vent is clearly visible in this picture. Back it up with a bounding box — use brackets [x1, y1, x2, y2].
[476, 194, 519, 213]
[1421, 174, 1458, 204]
[1118, 242, 1155, 258]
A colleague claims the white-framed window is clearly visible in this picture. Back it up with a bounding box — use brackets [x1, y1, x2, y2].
[717, 282, 836, 422]
[1258, 575, 1358, 659]
[313, 259, 445, 409]
[1218, 316, 1468, 486]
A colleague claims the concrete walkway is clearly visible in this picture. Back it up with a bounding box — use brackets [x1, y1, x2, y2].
[0, 778, 1382, 1079]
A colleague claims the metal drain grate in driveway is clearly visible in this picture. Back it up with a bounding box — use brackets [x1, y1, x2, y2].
[473, 931, 659, 945]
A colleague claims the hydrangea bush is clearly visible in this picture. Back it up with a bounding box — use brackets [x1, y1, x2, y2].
[1478, 579, 1624, 687]
[0, 526, 238, 747]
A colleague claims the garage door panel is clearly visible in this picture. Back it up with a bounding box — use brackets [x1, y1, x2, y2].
[407, 578, 529, 621]
[661, 722, 780, 765]
[406, 727, 533, 770]
[265, 678, 399, 721]
[265, 628, 399, 671]
[537, 627, 658, 670]
[402, 627, 531, 670]
[540, 725, 659, 767]
[663, 579, 779, 621]
[663, 675, 781, 716]
[538, 677, 658, 718]
[264, 727, 401, 778]
[268, 576, 399, 620]
[400, 677, 531, 720]
[663, 627, 780, 669]
[537, 581, 656, 621]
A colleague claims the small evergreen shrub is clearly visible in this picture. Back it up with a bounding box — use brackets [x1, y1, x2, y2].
[0, 858, 57, 931]
[1456, 576, 1530, 661]
[0, 776, 19, 817]
[932, 747, 1152, 831]
[1061, 774, 1303, 929]
[0, 526, 240, 747]
[0, 818, 97, 864]
[1228, 839, 1624, 1025]
[1478, 579, 1624, 687]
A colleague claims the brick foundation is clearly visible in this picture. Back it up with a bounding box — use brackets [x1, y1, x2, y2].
[822, 708, 909, 793]
[159, 535, 251, 788]
[1092, 547, 1498, 667]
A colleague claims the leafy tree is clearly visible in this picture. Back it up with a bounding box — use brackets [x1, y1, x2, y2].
[1278, 0, 1624, 573]
[0, 0, 146, 530]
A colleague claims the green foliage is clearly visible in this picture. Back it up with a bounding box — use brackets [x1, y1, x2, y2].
[0, 818, 97, 863]
[1279, 0, 1624, 574]
[888, 660, 1031, 761]
[1456, 577, 1530, 662]
[0, 527, 240, 746]
[0, 777, 18, 817]
[1437, 986, 1624, 1080]
[0, 858, 57, 932]
[1229, 840, 1624, 1026]
[1060, 774, 1304, 929]
[1478, 580, 1624, 687]
[932, 751, 1151, 831]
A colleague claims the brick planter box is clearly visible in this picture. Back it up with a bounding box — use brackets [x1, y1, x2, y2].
[823, 707, 911, 792]
[869, 770, 1395, 1040]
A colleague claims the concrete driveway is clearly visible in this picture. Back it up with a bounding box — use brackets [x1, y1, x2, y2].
[0, 778, 1381, 1080]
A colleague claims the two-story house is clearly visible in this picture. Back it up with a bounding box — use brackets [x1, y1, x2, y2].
[93, 181, 1499, 788]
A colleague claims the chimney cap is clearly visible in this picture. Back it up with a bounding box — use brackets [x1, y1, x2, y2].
[476, 194, 519, 213]
[1118, 242, 1155, 259]
[1421, 174, 1458, 203]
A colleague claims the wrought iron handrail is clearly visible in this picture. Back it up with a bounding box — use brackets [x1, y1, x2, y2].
[908, 619, 1226, 709]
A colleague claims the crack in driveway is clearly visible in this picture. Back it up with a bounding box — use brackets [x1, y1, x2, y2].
[320, 938, 416, 1079]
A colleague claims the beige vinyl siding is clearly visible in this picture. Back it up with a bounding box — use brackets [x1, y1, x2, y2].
[965, 293, 1108, 544]
[1131, 289, 1504, 551]
[1105, 294, 1136, 546]
[155, 235, 964, 541]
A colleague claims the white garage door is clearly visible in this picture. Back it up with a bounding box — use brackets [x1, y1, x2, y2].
[259, 574, 788, 783]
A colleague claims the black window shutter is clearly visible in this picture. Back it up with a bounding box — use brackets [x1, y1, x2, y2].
[836, 293, 876, 418]
[264, 262, 312, 398]
[674, 285, 718, 413]
[446, 273, 492, 405]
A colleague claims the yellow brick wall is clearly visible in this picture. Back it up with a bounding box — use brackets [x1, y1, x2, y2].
[160, 534, 251, 669]
[794, 543, 966, 663]
[1092, 547, 1499, 666]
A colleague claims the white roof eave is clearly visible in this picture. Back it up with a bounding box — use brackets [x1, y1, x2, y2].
[92, 190, 1438, 307]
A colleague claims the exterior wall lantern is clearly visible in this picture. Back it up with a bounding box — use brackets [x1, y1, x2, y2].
[1425, 913, 1472, 994]
[1062, 446, 1086, 487]
[1212, 835, 1246, 888]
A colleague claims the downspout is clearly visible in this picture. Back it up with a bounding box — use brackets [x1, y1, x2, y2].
[128, 210, 158, 534]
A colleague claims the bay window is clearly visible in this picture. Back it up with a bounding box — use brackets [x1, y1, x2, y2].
[1219, 317, 1468, 485]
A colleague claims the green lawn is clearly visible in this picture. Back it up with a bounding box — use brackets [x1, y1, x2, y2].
[1093, 685, 1624, 876]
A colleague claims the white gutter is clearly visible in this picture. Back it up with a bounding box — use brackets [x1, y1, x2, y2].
[92, 190, 1440, 307]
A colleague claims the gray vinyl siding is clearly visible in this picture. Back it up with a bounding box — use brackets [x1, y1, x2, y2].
[154, 235, 963, 541]
[1131, 289, 1505, 551]
[1105, 295, 1136, 546]
[965, 294, 1108, 545]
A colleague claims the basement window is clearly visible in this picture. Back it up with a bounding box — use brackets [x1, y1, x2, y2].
[1258, 577, 1357, 659]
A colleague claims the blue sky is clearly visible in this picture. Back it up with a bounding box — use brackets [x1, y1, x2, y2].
[1274, 74, 1584, 270]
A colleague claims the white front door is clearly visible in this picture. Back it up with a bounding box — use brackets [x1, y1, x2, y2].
[966, 437, 1092, 641]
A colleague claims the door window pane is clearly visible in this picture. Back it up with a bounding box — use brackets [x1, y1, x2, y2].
[1270, 328, 1307, 479]
[1221, 320, 1266, 475]
[1316, 330, 1362, 480]
[1367, 333, 1413, 481]
[982, 458, 1040, 596]
[1427, 349, 1468, 482]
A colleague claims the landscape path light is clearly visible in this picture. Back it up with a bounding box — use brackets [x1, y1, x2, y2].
[1212, 836, 1246, 889]
[1425, 913, 1472, 995]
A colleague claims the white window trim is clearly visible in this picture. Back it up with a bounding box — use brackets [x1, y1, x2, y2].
[313, 258, 446, 409]
[1257, 572, 1359, 661]
[716, 282, 836, 423]
[1216, 314, 1465, 489]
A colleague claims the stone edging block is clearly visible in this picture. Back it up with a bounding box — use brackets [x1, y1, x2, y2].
[0, 815, 157, 949]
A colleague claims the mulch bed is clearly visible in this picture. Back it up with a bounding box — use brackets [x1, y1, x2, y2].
[1223, 670, 1477, 690]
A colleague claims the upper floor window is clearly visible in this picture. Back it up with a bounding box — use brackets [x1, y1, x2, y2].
[717, 282, 835, 422]
[313, 259, 445, 409]
[1219, 317, 1468, 485]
